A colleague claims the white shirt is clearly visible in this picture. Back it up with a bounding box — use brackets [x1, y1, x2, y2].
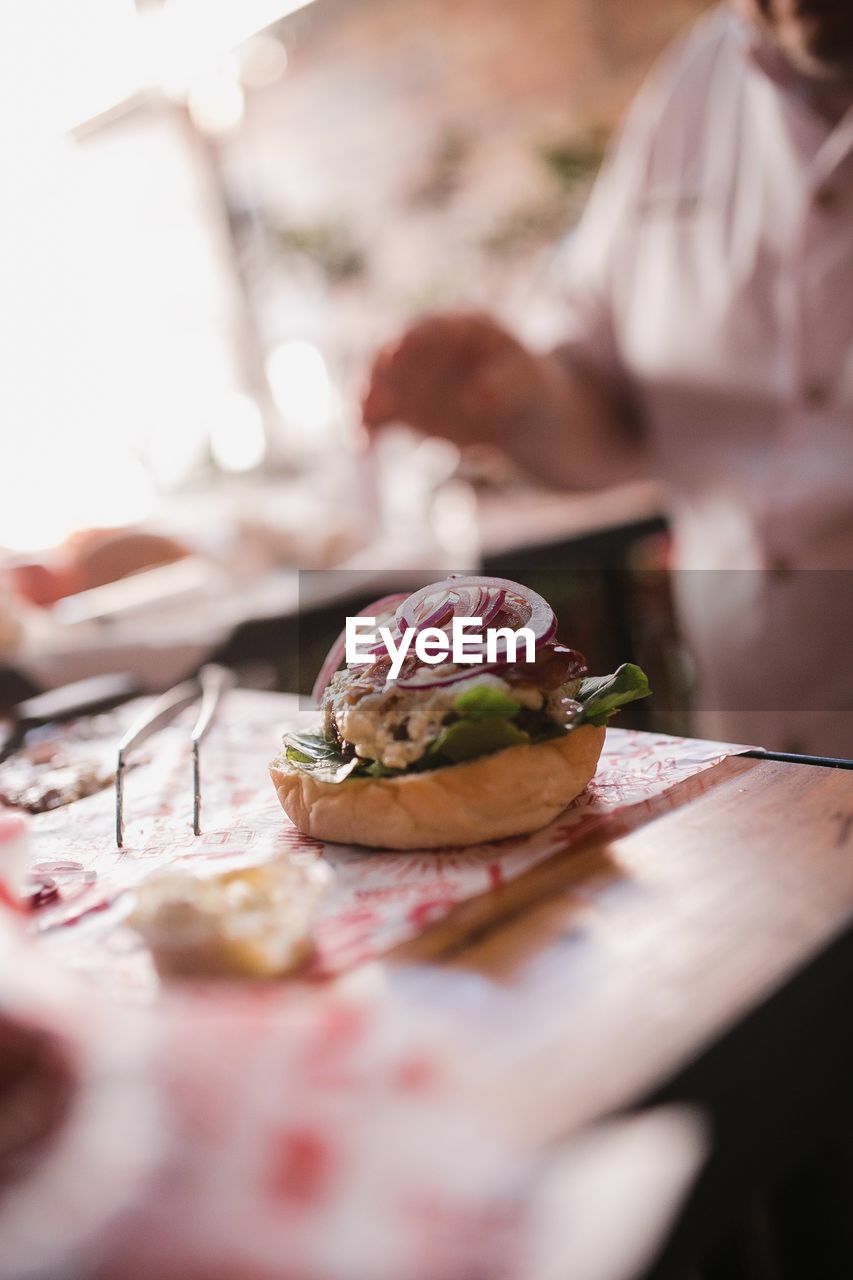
[557, 7, 853, 754]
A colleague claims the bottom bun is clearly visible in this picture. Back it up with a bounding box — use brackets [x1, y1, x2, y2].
[269, 724, 606, 850]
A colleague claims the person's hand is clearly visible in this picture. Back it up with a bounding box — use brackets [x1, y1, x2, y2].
[362, 312, 560, 448]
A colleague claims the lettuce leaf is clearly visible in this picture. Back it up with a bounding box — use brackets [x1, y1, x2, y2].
[452, 684, 520, 720]
[283, 663, 650, 782]
[283, 731, 361, 783]
[427, 716, 529, 763]
[576, 663, 651, 726]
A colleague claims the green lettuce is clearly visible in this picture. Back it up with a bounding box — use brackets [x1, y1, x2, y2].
[576, 663, 651, 726]
[452, 684, 521, 721]
[284, 731, 361, 782]
[282, 663, 650, 782]
[428, 716, 528, 763]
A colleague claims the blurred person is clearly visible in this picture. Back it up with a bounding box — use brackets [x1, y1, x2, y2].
[363, 0, 853, 756]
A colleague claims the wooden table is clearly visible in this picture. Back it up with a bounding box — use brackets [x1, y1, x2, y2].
[383, 752, 853, 1278]
[16, 717, 853, 1278]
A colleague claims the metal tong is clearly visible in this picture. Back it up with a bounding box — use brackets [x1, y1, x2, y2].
[0, 672, 142, 768]
[115, 664, 234, 848]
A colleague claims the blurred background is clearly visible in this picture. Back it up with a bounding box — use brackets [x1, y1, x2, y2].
[1, 0, 711, 726]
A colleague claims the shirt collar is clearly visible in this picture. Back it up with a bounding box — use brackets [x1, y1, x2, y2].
[731, 12, 819, 96]
[730, 9, 853, 142]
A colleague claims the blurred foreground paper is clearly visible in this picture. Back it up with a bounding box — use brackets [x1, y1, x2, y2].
[529, 1107, 708, 1280]
[0, 922, 707, 1280]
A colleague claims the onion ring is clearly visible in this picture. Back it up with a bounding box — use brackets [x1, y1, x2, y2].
[311, 592, 409, 704]
[313, 576, 559, 700]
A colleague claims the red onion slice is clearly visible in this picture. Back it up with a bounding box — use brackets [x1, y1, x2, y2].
[396, 581, 511, 639]
[393, 576, 557, 685]
[422, 575, 556, 659]
[395, 587, 456, 634]
[396, 662, 507, 690]
[412, 586, 497, 641]
[478, 587, 506, 629]
[311, 592, 409, 704]
[315, 576, 558, 700]
[360, 631, 401, 657]
[395, 638, 581, 691]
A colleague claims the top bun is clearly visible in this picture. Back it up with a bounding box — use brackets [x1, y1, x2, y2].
[270, 723, 605, 850]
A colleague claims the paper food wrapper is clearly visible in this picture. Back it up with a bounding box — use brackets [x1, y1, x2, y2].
[0, 692, 734, 1279]
[23, 692, 748, 986]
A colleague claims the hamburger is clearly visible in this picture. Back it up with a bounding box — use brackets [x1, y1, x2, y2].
[270, 576, 649, 849]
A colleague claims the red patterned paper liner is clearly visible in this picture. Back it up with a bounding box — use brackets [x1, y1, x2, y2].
[24, 693, 747, 986]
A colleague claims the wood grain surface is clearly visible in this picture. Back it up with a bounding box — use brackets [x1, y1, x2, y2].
[387, 756, 853, 1146]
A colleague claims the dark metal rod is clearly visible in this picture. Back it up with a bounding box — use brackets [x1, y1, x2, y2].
[739, 748, 853, 771]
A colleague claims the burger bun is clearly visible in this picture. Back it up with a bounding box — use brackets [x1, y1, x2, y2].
[269, 724, 605, 850]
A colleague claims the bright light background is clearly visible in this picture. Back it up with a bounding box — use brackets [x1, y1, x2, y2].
[0, 0, 318, 552]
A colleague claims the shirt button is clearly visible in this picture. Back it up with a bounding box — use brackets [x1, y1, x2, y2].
[803, 380, 829, 408]
[769, 555, 795, 578]
[814, 185, 839, 211]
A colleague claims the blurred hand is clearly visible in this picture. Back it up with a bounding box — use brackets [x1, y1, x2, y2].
[362, 312, 559, 448]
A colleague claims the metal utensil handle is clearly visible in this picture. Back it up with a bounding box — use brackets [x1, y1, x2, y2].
[191, 665, 234, 748]
[117, 679, 201, 757]
[116, 678, 201, 848]
[16, 672, 142, 730]
[1, 672, 142, 768]
[0, 726, 26, 769]
[192, 665, 235, 836]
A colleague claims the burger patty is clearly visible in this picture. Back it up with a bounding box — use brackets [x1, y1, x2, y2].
[323, 669, 581, 770]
